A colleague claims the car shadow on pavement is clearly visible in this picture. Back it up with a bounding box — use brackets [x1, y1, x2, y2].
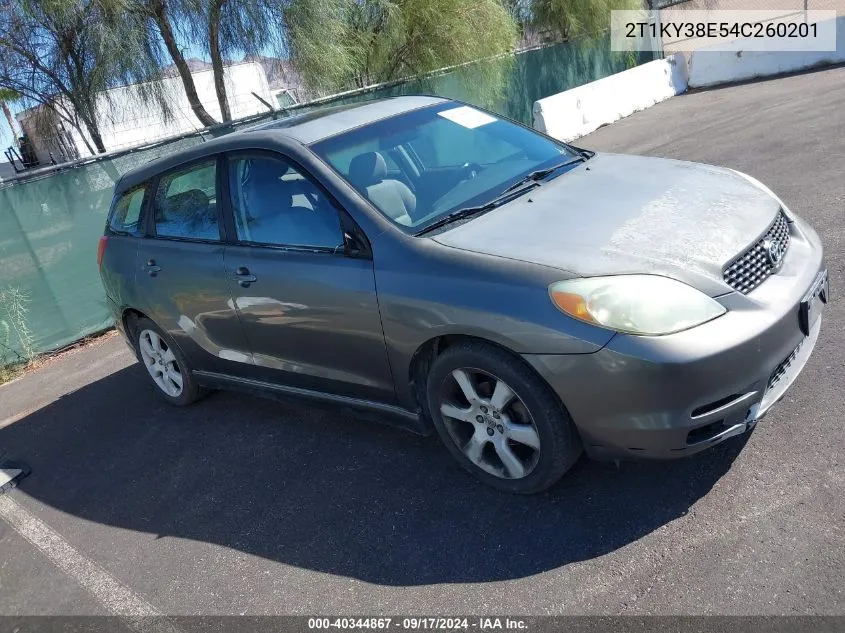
[0, 363, 750, 586]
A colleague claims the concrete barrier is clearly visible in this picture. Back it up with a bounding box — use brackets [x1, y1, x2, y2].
[688, 16, 845, 89]
[533, 54, 689, 141]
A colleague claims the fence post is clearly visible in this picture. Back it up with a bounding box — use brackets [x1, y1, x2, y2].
[647, 1, 665, 58]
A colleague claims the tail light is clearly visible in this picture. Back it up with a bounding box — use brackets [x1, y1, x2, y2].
[97, 236, 108, 267]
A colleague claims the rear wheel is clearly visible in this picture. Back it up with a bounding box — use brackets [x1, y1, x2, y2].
[135, 317, 204, 406]
[426, 341, 582, 494]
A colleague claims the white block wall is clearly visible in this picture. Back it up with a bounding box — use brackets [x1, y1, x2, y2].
[533, 54, 689, 142]
[688, 15, 845, 88]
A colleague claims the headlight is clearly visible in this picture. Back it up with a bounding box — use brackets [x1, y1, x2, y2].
[549, 275, 726, 336]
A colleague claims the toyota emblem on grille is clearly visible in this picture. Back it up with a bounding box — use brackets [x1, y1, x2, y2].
[764, 239, 784, 269]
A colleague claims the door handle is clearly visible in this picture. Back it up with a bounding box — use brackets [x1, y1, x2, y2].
[233, 266, 257, 287]
[144, 259, 161, 276]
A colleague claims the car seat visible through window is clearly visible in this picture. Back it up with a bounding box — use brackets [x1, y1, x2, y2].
[348, 151, 416, 226]
[156, 189, 218, 240]
[235, 157, 341, 248]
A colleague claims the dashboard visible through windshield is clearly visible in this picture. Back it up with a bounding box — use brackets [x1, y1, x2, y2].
[310, 102, 581, 232]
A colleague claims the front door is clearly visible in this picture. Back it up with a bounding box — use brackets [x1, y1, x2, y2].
[135, 157, 252, 374]
[222, 152, 395, 403]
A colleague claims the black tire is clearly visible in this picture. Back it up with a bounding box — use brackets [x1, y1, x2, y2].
[426, 341, 582, 494]
[134, 317, 206, 406]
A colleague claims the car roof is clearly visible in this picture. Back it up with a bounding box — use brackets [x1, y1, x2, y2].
[114, 95, 447, 195]
[246, 95, 447, 143]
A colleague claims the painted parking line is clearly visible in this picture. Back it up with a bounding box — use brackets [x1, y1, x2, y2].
[0, 494, 183, 633]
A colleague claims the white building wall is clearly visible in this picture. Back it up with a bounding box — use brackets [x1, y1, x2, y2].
[687, 15, 845, 88]
[49, 61, 273, 159]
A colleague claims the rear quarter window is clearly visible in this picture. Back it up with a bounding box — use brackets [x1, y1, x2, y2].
[108, 187, 146, 235]
[152, 160, 220, 241]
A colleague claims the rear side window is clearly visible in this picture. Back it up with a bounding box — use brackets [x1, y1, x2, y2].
[153, 161, 220, 241]
[108, 187, 146, 235]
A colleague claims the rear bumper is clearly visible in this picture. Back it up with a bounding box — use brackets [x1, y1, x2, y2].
[523, 215, 826, 460]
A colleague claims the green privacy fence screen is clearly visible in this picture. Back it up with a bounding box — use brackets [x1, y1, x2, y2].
[0, 136, 206, 358]
[284, 36, 656, 126]
[0, 38, 656, 358]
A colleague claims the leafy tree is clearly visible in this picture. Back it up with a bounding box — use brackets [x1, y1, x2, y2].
[186, 0, 288, 122]
[0, 88, 21, 147]
[285, 0, 519, 93]
[141, 0, 219, 126]
[137, 0, 288, 124]
[0, 0, 170, 154]
[530, 0, 644, 41]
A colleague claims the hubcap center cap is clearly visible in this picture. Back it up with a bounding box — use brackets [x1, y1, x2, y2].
[472, 401, 501, 432]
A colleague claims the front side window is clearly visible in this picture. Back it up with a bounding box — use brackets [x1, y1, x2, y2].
[153, 161, 220, 241]
[312, 103, 579, 232]
[228, 155, 342, 249]
[108, 186, 146, 235]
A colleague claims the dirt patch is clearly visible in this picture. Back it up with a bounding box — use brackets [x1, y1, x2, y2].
[0, 362, 27, 385]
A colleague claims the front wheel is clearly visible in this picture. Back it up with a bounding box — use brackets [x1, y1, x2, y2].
[426, 342, 582, 494]
[135, 317, 205, 406]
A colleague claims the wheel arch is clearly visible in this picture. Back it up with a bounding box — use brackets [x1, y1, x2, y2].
[120, 307, 147, 357]
[120, 308, 187, 362]
[407, 333, 567, 431]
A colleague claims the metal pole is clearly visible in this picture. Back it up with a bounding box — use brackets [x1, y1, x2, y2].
[654, 4, 665, 58]
[251, 91, 276, 113]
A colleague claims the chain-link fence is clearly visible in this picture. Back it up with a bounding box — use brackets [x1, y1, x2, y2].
[0, 38, 657, 358]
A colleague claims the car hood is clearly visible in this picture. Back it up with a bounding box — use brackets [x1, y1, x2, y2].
[432, 153, 781, 296]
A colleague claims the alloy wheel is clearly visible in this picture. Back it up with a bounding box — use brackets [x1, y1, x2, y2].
[439, 368, 541, 479]
[138, 329, 184, 397]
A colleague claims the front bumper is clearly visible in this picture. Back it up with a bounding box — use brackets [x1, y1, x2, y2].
[523, 214, 827, 460]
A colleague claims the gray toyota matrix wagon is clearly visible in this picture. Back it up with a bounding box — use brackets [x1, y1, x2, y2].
[99, 96, 828, 493]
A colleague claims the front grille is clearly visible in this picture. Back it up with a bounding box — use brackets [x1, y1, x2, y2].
[768, 339, 802, 391]
[723, 211, 790, 294]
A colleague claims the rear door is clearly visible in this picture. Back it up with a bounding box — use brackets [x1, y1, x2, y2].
[134, 156, 252, 374]
[221, 151, 395, 403]
[101, 184, 147, 305]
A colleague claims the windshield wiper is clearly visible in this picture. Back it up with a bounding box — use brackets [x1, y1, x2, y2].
[501, 155, 586, 194]
[415, 181, 539, 236]
[415, 155, 588, 236]
[415, 204, 497, 236]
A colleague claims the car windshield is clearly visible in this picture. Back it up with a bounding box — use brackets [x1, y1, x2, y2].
[310, 102, 581, 233]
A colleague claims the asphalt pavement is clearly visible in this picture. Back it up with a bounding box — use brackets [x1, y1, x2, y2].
[0, 66, 843, 618]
